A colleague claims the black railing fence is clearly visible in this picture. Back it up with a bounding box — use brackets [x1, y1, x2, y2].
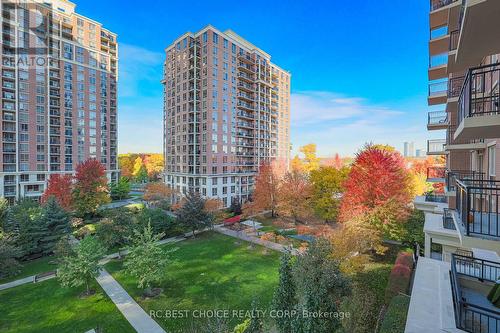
[456, 179, 500, 238]
[428, 111, 447, 126]
[459, 63, 500, 124]
[446, 170, 485, 192]
[450, 254, 500, 333]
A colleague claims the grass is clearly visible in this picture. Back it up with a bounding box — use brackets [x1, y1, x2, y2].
[379, 295, 411, 333]
[0, 278, 135, 333]
[0, 256, 57, 284]
[105, 231, 281, 332]
[124, 202, 145, 210]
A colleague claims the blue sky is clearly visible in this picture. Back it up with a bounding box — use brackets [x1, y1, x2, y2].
[75, 0, 440, 157]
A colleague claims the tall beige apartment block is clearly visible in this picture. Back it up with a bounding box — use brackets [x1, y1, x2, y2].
[406, 1, 500, 332]
[162, 25, 291, 207]
[0, 0, 118, 203]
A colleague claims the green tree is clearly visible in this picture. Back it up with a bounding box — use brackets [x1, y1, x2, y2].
[310, 166, 349, 223]
[0, 197, 9, 228]
[124, 222, 172, 296]
[58, 235, 105, 296]
[136, 208, 178, 237]
[5, 199, 44, 257]
[0, 231, 21, 279]
[39, 197, 70, 255]
[110, 177, 131, 200]
[401, 209, 425, 250]
[177, 191, 213, 237]
[272, 252, 297, 333]
[293, 238, 351, 333]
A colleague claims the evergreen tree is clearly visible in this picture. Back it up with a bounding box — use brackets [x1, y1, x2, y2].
[39, 197, 70, 255]
[110, 177, 131, 200]
[0, 231, 21, 279]
[272, 252, 297, 333]
[5, 199, 44, 257]
[230, 198, 242, 215]
[177, 191, 213, 237]
[0, 197, 9, 229]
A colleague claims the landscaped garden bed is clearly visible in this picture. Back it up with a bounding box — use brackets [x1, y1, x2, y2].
[105, 231, 281, 331]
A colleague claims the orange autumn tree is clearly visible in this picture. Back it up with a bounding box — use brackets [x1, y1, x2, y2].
[143, 182, 174, 206]
[250, 162, 280, 217]
[72, 159, 110, 217]
[41, 174, 74, 211]
[277, 170, 313, 224]
[339, 144, 413, 240]
[144, 154, 164, 180]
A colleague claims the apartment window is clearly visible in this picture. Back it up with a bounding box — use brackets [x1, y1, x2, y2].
[20, 174, 29, 182]
[488, 145, 496, 177]
[213, 32, 218, 44]
[212, 188, 217, 196]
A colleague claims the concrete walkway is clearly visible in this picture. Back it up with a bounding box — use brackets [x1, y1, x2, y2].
[96, 269, 165, 333]
[214, 225, 298, 255]
[0, 276, 36, 291]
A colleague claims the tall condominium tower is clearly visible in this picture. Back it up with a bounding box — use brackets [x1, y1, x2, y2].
[0, 0, 118, 203]
[406, 1, 500, 332]
[162, 25, 291, 207]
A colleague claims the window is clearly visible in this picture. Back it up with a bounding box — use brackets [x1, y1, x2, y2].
[488, 145, 496, 177]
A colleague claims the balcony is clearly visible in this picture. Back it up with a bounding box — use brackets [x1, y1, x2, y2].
[443, 208, 457, 229]
[427, 139, 446, 155]
[430, 0, 459, 12]
[445, 169, 485, 193]
[427, 166, 446, 182]
[450, 254, 500, 333]
[454, 0, 500, 71]
[446, 124, 486, 151]
[428, 79, 448, 105]
[456, 179, 500, 239]
[425, 192, 447, 203]
[455, 63, 500, 141]
[427, 110, 448, 130]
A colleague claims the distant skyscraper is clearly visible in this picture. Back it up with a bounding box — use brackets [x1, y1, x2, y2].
[416, 149, 423, 158]
[403, 141, 415, 157]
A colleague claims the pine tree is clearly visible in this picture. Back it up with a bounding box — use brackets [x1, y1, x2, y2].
[5, 199, 44, 257]
[39, 197, 70, 255]
[177, 191, 213, 237]
[272, 251, 297, 333]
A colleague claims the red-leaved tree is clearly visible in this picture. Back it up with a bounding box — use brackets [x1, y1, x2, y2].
[41, 174, 74, 211]
[339, 144, 412, 238]
[245, 162, 280, 217]
[72, 159, 110, 217]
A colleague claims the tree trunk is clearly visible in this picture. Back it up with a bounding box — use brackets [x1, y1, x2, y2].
[85, 279, 90, 295]
[192, 229, 196, 238]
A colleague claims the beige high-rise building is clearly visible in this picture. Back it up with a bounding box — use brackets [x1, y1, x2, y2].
[406, 1, 500, 332]
[0, 0, 119, 203]
[162, 25, 291, 207]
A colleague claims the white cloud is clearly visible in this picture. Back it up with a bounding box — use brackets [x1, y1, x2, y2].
[290, 91, 431, 156]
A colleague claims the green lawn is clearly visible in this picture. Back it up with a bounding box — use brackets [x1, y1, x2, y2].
[0, 278, 135, 333]
[0, 256, 57, 284]
[105, 232, 281, 332]
[379, 295, 411, 333]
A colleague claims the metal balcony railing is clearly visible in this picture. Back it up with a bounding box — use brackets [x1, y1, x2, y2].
[448, 76, 465, 98]
[443, 208, 456, 229]
[425, 193, 447, 203]
[456, 179, 500, 238]
[450, 254, 500, 333]
[459, 63, 500, 124]
[429, 79, 448, 97]
[446, 125, 484, 146]
[445, 170, 485, 192]
[430, 0, 459, 11]
[427, 139, 446, 154]
[428, 111, 447, 126]
[449, 30, 459, 51]
[427, 166, 446, 180]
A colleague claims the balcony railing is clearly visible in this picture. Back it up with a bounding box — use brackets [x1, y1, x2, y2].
[443, 208, 456, 229]
[428, 111, 447, 126]
[430, 0, 459, 11]
[449, 30, 459, 51]
[425, 193, 447, 203]
[446, 125, 484, 146]
[429, 79, 448, 97]
[450, 254, 500, 333]
[427, 166, 446, 180]
[427, 139, 446, 154]
[445, 170, 485, 192]
[459, 63, 500, 124]
[448, 76, 465, 98]
[456, 179, 500, 238]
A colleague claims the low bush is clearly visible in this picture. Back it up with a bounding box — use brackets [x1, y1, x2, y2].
[385, 252, 413, 302]
[379, 295, 410, 333]
[74, 224, 96, 239]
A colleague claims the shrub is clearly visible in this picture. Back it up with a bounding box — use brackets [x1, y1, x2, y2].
[385, 252, 413, 302]
[74, 224, 96, 239]
[379, 295, 410, 333]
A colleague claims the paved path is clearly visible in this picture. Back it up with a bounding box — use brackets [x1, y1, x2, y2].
[0, 276, 35, 291]
[96, 269, 166, 333]
[214, 225, 298, 255]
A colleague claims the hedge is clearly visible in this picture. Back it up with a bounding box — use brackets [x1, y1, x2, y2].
[385, 252, 413, 302]
[379, 295, 410, 333]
